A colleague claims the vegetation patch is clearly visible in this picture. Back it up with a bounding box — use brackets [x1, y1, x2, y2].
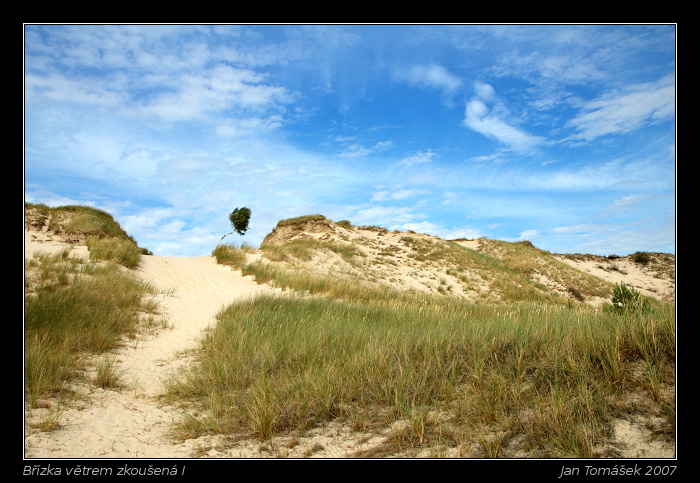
[170, 291, 674, 457]
[276, 214, 328, 227]
[26, 203, 152, 265]
[212, 242, 255, 271]
[24, 252, 160, 406]
[25, 203, 160, 407]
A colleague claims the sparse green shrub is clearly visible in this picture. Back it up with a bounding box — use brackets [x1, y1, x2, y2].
[25, 203, 151, 255]
[631, 251, 652, 265]
[259, 238, 360, 264]
[25, 202, 51, 228]
[55, 205, 134, 240]
[605, 283, 651, 314]
[94, 357, 125, 389]
[567, 285, 585, 302]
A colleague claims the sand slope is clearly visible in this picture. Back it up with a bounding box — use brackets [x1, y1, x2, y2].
[24, 240, 275, 458]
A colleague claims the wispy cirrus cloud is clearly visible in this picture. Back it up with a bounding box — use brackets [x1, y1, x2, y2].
[354, 205, 425, 226]
[393, 63, 463, 99]
[565, 74, 675, 142]
[398, 150, 437, 167]
[135, 65, 294, 122]
[371, 188, 429, 202]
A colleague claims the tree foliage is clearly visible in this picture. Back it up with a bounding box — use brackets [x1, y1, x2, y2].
[216, 207, 251, 247]
[229, 207, 251, 236]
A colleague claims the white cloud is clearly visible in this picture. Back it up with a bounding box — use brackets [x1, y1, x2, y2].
[518, 229, 540, 241]
[25, 73, 125, 107]
[26, 31, 295, 129]
[497, 50, 607, 86]
[138, 65, 293, 122]
[566, 74, 675, 142]
[463, 81, 544, 152]
[606, 193, 658, 213]
[215, 115, 284, 137]
[545, 214, 675, 255]
[551, 224, 600, 235]
[514, 157, 672, 193]
[442, 191, 460, 205]
[339, 144, 372, 158]
[24, 26, 675, 257]
[398, 150, 437, 167]
[371, 188, 429, 202]
[337, 140, 393, 158]
[354, 206, 423, 226]
[398, 221, 441, 233]
[395, 63, 462, 94]
[397, 221, 484, 240]
[473, 80, 496, 101]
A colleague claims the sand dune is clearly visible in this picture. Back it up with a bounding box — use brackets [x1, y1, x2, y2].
[24, 234, 276, 458]
[23, 222, 675, 459]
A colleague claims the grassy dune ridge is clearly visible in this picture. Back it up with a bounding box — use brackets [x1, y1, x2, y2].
[178, 215, 675, 457]
[26, 202, 151, 267]
[24, 203, 160, 406]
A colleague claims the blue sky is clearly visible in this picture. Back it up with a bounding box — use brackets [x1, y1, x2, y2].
[24, 24, 676, 257]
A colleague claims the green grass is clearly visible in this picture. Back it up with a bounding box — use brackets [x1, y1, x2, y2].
[434, 238, 612, 303]
[217, 220, 613, 307]
[260, 238, 360, 263]
[241, 260, 416, 304]
[45, 204, 134, 240]
[275, 214, 328, 227]
[25, 204, 158, 408]
[212, 242, 255, 270]
[24, 205, 675, 457]
[478, 239, 613, 300]
[24, 252, 160, 406]
[94, 357, 125, 389]
[169, 293, 674, 457]
[85, 236, 143, 268]
[201, 217, 673, 456]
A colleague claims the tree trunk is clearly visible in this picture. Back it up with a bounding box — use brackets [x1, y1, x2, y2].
[216, 231, 237, 247]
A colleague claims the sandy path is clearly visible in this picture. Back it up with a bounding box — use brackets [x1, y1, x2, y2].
[24, 251, 272, 458]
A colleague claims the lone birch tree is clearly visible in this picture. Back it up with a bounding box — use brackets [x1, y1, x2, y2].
[216, 207, 251, 247]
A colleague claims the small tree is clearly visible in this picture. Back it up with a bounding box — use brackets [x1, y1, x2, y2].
[216, 207, 251, 247]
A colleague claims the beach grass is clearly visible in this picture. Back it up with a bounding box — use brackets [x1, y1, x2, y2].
[170, 291, 674, 457]
[85, 236, 143, 268]
[24, 252, 160, 406]
[212, 242, 255, 270]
